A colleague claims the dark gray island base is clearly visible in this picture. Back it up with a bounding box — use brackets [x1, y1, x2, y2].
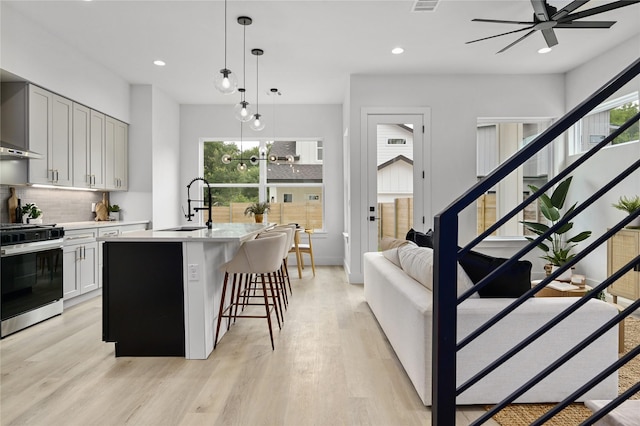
[98, 223, 270, 359]
[103, 242, 185, 357]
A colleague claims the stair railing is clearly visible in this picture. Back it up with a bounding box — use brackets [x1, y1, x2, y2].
[432, 57, 640, 425]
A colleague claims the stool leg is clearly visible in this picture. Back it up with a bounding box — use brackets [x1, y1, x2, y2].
[214, 272, 230, 349]
[260, 273, 275, 350]
[268, 272, 283, 328]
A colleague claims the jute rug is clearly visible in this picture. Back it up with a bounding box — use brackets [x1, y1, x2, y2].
[488, 316, 640, 426]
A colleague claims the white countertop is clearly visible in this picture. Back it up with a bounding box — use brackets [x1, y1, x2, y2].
[97, 223, 271, 243]
[58, 220, 150, 230]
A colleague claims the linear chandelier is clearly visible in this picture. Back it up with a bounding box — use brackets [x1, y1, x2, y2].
[221, 120, 267, 171]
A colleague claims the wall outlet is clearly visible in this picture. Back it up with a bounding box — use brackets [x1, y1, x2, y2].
[188, 264, 199, 281]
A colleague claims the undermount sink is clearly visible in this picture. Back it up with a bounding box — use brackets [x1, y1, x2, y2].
[159, 226, 208, 232]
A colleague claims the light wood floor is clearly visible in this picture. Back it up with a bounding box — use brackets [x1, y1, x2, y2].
[0, 266, 496, 426]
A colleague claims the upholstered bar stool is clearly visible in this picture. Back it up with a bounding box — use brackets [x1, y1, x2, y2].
[214, 232, 287, 350]
[268, 224, 296, 297]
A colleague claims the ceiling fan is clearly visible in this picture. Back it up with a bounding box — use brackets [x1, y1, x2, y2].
[466, 0, 640, 53]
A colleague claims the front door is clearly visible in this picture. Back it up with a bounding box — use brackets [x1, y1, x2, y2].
[366, 113, 429, 252]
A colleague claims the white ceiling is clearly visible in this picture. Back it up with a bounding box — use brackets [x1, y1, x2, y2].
[3, 1, 640, 105]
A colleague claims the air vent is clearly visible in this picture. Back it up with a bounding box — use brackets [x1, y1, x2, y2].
[412, 0, 439, 12]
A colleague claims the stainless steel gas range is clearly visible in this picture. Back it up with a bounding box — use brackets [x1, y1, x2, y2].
[1, 224, 65, 337]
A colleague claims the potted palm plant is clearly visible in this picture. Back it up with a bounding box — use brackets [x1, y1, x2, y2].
[612, 195, 640, 228]
[522, 177, 591, 281]
[244, 201, 270, 223]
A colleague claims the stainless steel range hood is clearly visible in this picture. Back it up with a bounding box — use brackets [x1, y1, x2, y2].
[0, 142, 43, 160]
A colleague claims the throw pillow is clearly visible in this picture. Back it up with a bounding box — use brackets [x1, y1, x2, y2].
[458, 250, 532, 298]
[405, 228, 434, 248]
[397, 244, 478, 298]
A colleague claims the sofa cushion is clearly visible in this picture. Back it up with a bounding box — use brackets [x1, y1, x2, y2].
[406, 228, 434, 248]
[459, 250, 532, 298]
[397, 244, 478, 297]
[382, 241, 417, 268]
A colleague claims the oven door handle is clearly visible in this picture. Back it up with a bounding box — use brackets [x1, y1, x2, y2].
[1, 239, 64, 257]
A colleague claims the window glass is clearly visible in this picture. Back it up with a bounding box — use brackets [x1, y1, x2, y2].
[204, 139, 324, 230]
[570, 92, 639, 155]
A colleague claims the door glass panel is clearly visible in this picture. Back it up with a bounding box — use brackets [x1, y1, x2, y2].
[376, 123, 414, 248]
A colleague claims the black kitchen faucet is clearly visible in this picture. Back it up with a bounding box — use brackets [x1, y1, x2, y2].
[185, 177, 213, 229]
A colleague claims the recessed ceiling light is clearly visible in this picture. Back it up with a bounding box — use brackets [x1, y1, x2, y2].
[153, 60, 166, 66]
[538, 47, 552, 54]
[392, 47, 404, 55]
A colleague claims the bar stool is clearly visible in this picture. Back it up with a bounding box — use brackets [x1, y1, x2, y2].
[214, 232, 287, 350]
[269, 224, 296, 296]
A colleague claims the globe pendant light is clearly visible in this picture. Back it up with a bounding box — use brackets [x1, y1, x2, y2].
[213, 0, 237, 94]
[234, 88, 253, 122]
[234, 17, 253, 122]
[250, 49, 266, 132]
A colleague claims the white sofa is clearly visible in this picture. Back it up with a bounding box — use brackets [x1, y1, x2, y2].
[363, 250, 619, 406]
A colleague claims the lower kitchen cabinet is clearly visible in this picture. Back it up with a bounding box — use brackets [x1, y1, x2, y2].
[63, 231, 99, 299]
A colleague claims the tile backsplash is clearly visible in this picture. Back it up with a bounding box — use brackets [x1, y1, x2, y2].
[1, 186, 106, 224]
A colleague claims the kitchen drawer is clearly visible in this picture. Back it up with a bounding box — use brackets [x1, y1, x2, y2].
[64, 229, 97, 244]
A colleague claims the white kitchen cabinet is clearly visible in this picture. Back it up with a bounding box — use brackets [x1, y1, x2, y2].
[105, 116, 128, 191]
[63, 230, 99, 299]
[28, 85, 73, 186]
[73, 104, 105, 189]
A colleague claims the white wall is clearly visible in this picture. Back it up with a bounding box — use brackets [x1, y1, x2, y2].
[112, 85, 180, 227]
[0, 3, 130, 122]
[346, 73, 565, 283]
[564, 35, 640, 286]
[179, 104, 344, 266]
[152, 87, 181, 228]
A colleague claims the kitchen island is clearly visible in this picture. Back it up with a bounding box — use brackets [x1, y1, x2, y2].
[99, 223, 271, 359]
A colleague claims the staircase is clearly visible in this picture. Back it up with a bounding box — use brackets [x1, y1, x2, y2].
[432, 57, 640, 425]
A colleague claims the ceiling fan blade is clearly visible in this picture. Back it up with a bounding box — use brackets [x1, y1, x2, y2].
[466, 26, 535, 45]
[559, 0, 640, 22]
[497, 29, 537, 54]
[531, 0, 551, 21]
[472, 18, 534, 25]
[541, 28, 558, 48]
[552, 0, 590, 20]
[555, 21, 616, 28]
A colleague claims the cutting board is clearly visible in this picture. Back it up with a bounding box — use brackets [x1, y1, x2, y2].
[7, 187, 18, 223]
[95, 193, 109, 221]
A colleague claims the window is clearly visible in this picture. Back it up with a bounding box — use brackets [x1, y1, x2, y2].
[476, 120, 552, 237]
[570, 92, 639, 155]
[204, 139, 324, 230]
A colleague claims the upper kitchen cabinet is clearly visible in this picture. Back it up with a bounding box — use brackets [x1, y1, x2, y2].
[105, 116, 128, 191]
[29, 85, 73, 186]
[73, 104, 105, 189]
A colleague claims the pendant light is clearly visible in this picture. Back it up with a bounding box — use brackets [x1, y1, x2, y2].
[234, 17, 253, 122]
[213, 0, 237, 94]
[250, 48, 266, 131]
